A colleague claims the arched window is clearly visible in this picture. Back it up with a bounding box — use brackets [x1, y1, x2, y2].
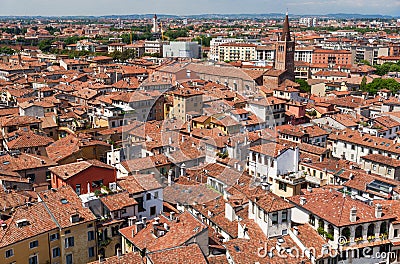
[355, 226, 363, 239]
[115, 243, 121, 256]
[318, 219, 324, 229]
[309, 214, 315, 225]
[99, 248, 105, 258]
[380, 222, 387, 234]
[327, 224, 334, 236]
[367, 224, 375, 237]
[341, 227, 350, 240]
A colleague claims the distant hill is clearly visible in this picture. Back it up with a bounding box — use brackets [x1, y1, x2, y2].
[0, 13, 397, 20]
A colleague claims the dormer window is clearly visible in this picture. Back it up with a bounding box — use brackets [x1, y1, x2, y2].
[70, 214, 80, 223]
[16, 219, 29, 228]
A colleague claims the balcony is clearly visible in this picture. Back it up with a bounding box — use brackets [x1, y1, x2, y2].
[305, 175, 327, 186]
[276, 171, 306, 185]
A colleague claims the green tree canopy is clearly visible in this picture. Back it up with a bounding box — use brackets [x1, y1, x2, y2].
[374, 62, 400, 76]
[0, 46, 15, 55]
[295, 79, 311, 93]
[362, 78, 400, 94]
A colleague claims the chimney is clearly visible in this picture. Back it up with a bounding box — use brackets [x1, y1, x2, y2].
[261, 182, 270, 191]
[307, 186, 312, 193]
[142, 217, 147, 227]
[375, 204, 383, 218]
[168, 169, 173, 186]
[181, 135, 185, 142]
[293, 226, 299, 236]
[128, 216, 137, 226]
[133, 220, 144, 235]
[276, 241, 282, 252]
[300, 197, 306, 205]
[168, 137, 172, 145]
[350, 207, 357, 223]
[180, 163, 186, 177]
[170, 211, 175, 221]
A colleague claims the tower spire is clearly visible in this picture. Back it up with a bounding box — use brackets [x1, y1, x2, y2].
[281, 12, 291, 41]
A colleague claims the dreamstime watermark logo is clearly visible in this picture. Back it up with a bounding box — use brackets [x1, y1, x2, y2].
[257, 242, 337, 260]
[256, 236, 396, 261]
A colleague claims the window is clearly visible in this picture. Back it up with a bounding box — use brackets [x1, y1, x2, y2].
[66, 254, 73, 264]
[373, 165, 377, 171]
[309, 214, 315, 225]
[146, 193, 151, 200]
[52, 247, 60, 258]
[150, 206, 156, 216]
[88, 231, 95, 241]
[27, 174, 35, 183]
[258, 208, 262, 219]
[29, 240, 38, 249]
[5, 249, 13, 258]
[50, 233, 59, 241]
[282, 211, 288, 222]
[65, 230, 71, 234]
[88, 247, 95, 258]
[65, 237, 74, 248]
[271, 213, 278, 225]
[154, 191, 159, 199]
[75, 184, 81, 195]
[278, 182, 287, 192]
[29, 255, 38, 264]
[92, 180, 103, 188]
[395, 229, 399, 238]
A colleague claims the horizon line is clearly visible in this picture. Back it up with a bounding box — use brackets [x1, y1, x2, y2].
[0, 12, 398, 18]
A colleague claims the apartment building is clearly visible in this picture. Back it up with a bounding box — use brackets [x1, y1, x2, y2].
[247, 95, 286, 126]
[163, 41, 201, 59]
[289, 189, 395, 264]
[169, 88, 203, 122]
[218, 43, 257, 62]
[313, 49, 352, 66]
[329, 129, 400, 165]
[295, 46, 314, 63]
[0, 203, 58, 264]
[248, 143, 302, 197]
[37, 186, 97, 264]
[209, 37, 242, 61]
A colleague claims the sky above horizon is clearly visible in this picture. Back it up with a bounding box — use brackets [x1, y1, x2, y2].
[1, 0, 399, 16]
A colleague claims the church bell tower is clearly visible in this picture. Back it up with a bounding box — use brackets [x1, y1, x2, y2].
[274, 12, 295, 81]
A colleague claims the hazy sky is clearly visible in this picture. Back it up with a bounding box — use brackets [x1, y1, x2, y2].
[1, 0, 399, 16]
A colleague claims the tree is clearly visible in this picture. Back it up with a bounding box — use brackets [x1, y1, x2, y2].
[164, 28, 188, 40]
[295, 79, 311, 93]
[360, 76, 367, 91]
[38, 39, 52, 52]
[0, 46, 15, 55]
[374, 62, 400, 76]
[192, 35, 212, 47]
[364, 78, 400, 94]
[360, 59, 371, 66]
